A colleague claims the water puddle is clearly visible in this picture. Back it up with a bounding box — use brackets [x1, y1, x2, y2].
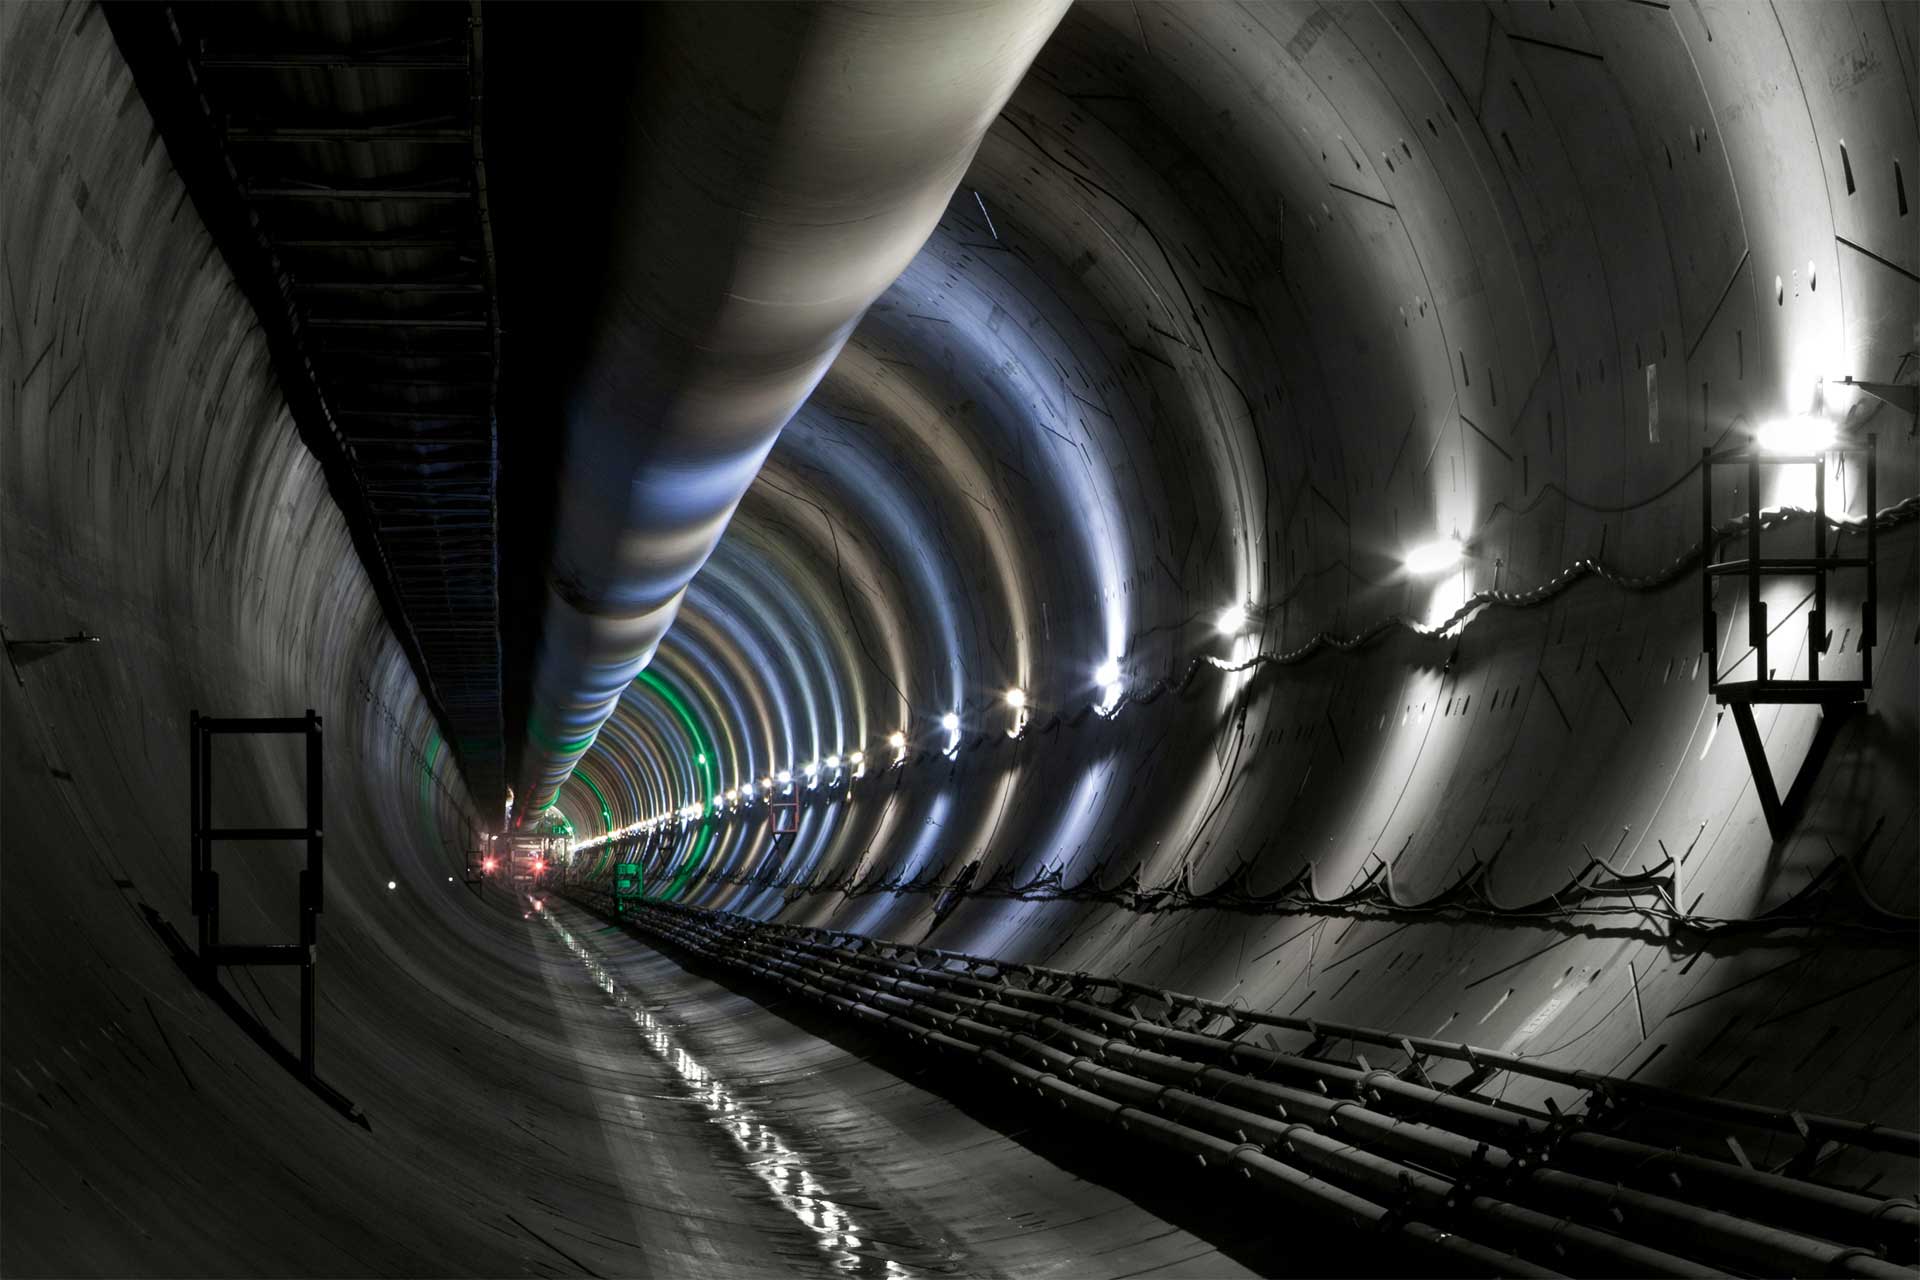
[541, 907, 966, 1277]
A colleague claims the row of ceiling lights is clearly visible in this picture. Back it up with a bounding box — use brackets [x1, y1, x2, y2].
[572, 536, 1474, 854]
[566, 400, 1855, 856]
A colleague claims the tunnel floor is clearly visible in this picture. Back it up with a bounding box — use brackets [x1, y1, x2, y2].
[518, 895, 1269, 1279]
[0, 659, 1346, 1280]
[3, 869, 1278, 1279]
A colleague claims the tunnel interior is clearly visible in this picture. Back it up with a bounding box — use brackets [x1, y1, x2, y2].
[3, 2, 1917, 1276]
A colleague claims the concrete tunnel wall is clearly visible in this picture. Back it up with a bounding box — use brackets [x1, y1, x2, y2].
[0, 8, 1393, 1276]
[560, 0, 1920, 1170]
[6, 9, 1259, 1277]
[2, 0, 1917, 1273]
[0, 6, 612, 1271]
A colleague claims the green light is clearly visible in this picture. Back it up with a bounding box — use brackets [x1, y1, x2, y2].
[631, 669, 725, 902]
[572, 768, 614, 833]
[635, 669, 714, 804]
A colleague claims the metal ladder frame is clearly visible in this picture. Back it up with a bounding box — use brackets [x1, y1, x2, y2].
[1701, 434, 1877, 838]
[189, 709, 324, 1076]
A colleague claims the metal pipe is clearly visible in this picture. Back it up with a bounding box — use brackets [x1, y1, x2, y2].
[511, 1, 1068, 819]
[834, 956, 1907, 1278]
[676, 912, 1706, 1275]
[740, 927, 1559, 1276]
[760, 915, 1920, 1160]
[607, 896, 1919, 1278]
[939, 963, 1920, 1257]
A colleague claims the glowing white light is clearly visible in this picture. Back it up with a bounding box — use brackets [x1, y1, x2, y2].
[941, 711, 960, 732]
[887, 731, 906, 750]
[386, 880, 396, 891]
[447, 876, 453, 883]
[777, 769, 792, 785]
[1215, 603, 1248, 637]
[803, 760, 819, 777]
[848, 751, 864, 766]
[1094, 658, 1121, 688]
[825, 754, 841, 770]
[760, 776, 772, 791]
[696, 752, 706, 765]
[1755, 416, 1836, 456]
[1403, 536, 1464, 576]
[1004, 687, 1027, 710]
[725, 789, 737, 804]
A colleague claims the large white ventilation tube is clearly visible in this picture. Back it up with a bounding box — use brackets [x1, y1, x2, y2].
[513, 2, 1069, 819]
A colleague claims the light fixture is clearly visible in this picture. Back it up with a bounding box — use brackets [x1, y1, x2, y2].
[387, 880, 397, 891]
[725, 789, 738, 804]
[849, 750, 864, 765]
[1403, 536, 1463, 576]
[1215, 603, 1248, 637]
[888, 730, 906, 750]
[760, 776, 772, 790]
[1096, 655, 1124, 715]
[696, 752, 706, 765]
[941, 711, 960, 732]
[1004, 686, 1030, 737]
[777, 769, 792, 785]
[1755, 416, 1836, 455]
[825, 754, 841, 770]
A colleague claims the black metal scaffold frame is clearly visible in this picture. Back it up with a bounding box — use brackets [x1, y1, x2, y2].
[1701, 433, 1877, 837]
[189, 709, 325, 1075]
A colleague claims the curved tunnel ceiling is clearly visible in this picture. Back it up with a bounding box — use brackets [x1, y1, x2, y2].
[4, 1, 1917, 1275]
[494, 0, 1070, 820]
[559, 0, 1917, 912]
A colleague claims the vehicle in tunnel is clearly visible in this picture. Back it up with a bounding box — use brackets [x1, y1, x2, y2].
[3, 1, 1918, 1276]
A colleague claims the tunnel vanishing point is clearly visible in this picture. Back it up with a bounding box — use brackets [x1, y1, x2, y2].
[3, 2, 1918, 1276]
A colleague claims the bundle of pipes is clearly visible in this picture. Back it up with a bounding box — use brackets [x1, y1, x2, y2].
[572, 891, 1919, 1279]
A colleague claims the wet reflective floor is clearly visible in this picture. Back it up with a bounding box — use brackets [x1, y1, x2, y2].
[543, 906, 959, 1276]
[528, 897, 1258, 1279]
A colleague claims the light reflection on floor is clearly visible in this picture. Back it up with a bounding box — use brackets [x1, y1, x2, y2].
[541, 905, 942, 1277]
